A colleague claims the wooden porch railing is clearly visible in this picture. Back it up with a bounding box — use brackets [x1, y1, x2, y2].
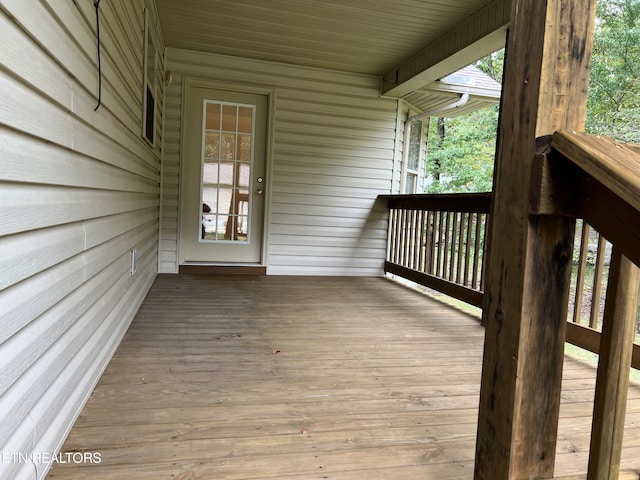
[383, 129, 640, 480]
[381, 132, 640, 370]
[539, 131, 640, 378]
[545, 130, 640, 479]
[381, 192, 491, 308]
[566, 221, 640, 369]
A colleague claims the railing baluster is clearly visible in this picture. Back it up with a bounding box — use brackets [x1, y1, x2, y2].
[412, 209, 418, 269]
[479, 214, 487, 292]
[458, 213, 464, 285]
[590, 234, 608, 329]
[395, 209, 402, 265]
[400, 208, 406, 267]
[573, 221, 590, 325]
[448, 212, 458, 282]
[388, 209, 397, 264]
[417, 210, 426, 272]
[414, 210, 422, 271]
[435, 211, 443, 277]
[456, 212, 466, 284]
[463, 212, 473, 287]
[410, 209, 417, 268]
[587, 248, 640, 479]
[450, 212, 458, 283]
[407, 212, 413, 268]
[473, 213, 483, 290]
[426, 211, 436, 275]
[455, 212, 462, 283]
[408, 209, 414, 268]
[389, 209, 396, 264]
[443, 212, 452, 280]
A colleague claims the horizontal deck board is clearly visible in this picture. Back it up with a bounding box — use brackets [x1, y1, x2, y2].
[47, 275, 640, 479]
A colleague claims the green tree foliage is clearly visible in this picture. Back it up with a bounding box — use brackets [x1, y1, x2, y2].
[425, 106, 498, 193]
[475, 48, 504, 84]
[587, 0, 640, 142]
[424, 50, 503, 193]
[425, 0, 640, 192]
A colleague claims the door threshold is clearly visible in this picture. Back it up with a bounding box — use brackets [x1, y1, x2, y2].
[178, 264, 267, 275]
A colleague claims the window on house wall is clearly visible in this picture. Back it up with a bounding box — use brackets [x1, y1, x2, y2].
[143, 10, 157, 146]
[404, 120, 423, 193]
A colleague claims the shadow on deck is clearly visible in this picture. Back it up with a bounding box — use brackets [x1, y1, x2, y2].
[47, 275, 640, 479]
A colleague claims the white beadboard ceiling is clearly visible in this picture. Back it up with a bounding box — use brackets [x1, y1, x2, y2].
[155, 0, 507, 79]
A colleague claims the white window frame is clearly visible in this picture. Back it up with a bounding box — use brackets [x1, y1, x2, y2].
[400, 115, 426, 194]
[142, 8, 157, 146]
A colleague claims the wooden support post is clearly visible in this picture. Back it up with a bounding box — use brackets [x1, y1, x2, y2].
[474, 0, 597, 478]
[587, 249, 640, 480]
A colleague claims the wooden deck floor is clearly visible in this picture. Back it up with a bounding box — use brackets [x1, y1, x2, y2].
[47, 275, 640, 479]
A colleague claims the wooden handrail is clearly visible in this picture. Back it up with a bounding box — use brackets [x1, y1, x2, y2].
[381, 192, 492, 213]
[552, 130, 640, 214]
[540, 131, 640, 271]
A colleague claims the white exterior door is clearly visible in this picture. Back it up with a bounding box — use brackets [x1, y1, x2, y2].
[180, 86, 268, 264]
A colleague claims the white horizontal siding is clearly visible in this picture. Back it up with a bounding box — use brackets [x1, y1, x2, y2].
[0, 1, 164, 479]
[160, 48, 398, 275]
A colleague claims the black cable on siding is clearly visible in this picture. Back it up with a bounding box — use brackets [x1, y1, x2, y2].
[93, 0, 102, 111]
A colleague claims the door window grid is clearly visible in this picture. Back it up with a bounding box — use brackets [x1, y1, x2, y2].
[200, 101, 255, 242]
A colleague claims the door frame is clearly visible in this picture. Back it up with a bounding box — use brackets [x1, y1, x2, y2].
[178, 77, 276, 267]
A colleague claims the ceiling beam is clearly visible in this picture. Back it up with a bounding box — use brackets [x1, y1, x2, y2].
[381, 0, 510, 97]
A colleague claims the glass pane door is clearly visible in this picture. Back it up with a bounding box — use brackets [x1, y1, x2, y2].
[201, 101, 255, 242]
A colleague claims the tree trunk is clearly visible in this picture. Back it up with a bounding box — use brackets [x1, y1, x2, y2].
[434, 117, 445, 182]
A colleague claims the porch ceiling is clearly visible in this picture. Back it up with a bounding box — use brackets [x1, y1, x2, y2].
[155, 0, 507, 96]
